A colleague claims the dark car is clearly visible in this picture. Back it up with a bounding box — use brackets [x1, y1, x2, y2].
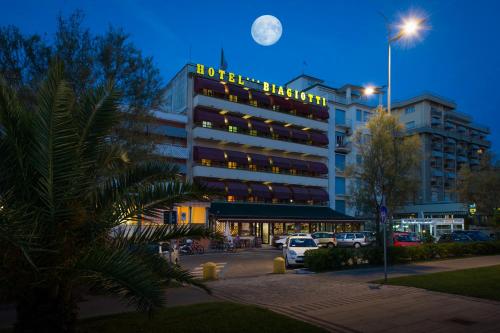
[452, 230, 491, 241]
[438, 233, 473, 243]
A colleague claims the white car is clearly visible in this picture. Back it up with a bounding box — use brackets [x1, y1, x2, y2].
[274, 233, 311, 249]
[283, 236, 318, 267]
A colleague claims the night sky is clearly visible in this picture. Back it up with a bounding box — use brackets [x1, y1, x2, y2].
[2, 0, 499, 154]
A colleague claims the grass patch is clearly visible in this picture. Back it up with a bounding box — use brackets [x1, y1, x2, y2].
[77, 302, 326, 333]
[379, 265, 500, 301]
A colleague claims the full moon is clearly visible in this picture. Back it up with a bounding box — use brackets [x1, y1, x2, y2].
[251, 15, 282, 46]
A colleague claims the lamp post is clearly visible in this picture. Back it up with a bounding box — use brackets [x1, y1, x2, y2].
[386, 17, 426, 114]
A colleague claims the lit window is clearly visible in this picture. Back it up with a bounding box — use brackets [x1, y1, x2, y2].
[290, 169, 297, 175]
[273, 105, 280, 111]
[229, 95, 238, 102]
[249, 129, 257, 136]
[228, 161, 237, 169]
[228, 125, 238, 133]
[249, 164, 257, 171]
[202, 88, 214, 97]
[272, 166, 280, 174]
[249, 100, 258, 107]
[227, 195, 235, 202]
[201, 159, 211, 166]
[289, 109, 296, 115]
[202, 121, 212, 128]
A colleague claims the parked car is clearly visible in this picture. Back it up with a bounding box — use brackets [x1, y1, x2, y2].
[336, 232, 371, 248]
[393, 232, 422, 247]
[360, 231, 376, 245]
[311, 232, 337, 248]
[283, 236, 318, 267]
[274, 233, 311, 249]
[438, 233, 473, 243]
[452, 230, 492, 241]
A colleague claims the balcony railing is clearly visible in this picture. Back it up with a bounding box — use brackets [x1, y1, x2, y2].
[335, 142, 352, 153]
[154, 144, 189, 159]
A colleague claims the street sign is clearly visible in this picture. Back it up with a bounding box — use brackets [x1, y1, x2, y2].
[380, 206, 388, 224]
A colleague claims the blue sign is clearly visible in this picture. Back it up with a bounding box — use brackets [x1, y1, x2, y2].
[380, 206, 388, 224]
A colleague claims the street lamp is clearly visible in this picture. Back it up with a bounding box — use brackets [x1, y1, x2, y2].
[386, 16, 426, 114]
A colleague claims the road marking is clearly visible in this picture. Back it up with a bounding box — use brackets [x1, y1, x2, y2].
[190, 262, 227, 278]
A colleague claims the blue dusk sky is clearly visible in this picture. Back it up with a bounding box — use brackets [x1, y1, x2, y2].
[2, 0, 499, 154]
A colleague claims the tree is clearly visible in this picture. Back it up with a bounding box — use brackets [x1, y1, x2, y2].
[348, 108, 421, 243]
[457, 152, 500, 226]
[0, 11, 164, 160]
[0, 63, 213, 332]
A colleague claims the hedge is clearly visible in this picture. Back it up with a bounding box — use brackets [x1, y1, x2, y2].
[304, 241, 500, 272]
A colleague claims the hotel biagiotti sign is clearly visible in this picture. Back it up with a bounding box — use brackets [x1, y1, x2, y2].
[195, 63, 327, 107]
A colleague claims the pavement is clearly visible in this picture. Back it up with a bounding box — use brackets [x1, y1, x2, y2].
[1, 253, 500, 332]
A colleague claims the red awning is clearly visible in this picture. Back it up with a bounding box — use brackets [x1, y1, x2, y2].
[291, 128, 309, 141]
[226, 115, 248, 128]
[225, 150, 248, 164]
[311, 105, 329, 120]
[271, 185, 292, 200]
[289, 158, 309, 171]
[271, 125, 290, 138]
[194, 108, 225, 125]
[310, 132, 329, 145]
[194, 77, 226, 94]
[271, 156, 291, 169]
[193, 146, 225, 162]
[271, 96, 292, 111]
[248, 153, 269, 167]
[309, 161, 328, 174]
[308, 188, 329, 201]
[249, 183, 272, 199]
[250, 120, 271, 134]
[200, 180, 225, 191]
[290, 186, 310, 201]
[250, 90, 270, 107]
[226, 182, 248, 196]
[228, 84, 249, 102]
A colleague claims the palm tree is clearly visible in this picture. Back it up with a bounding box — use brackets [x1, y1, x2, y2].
[0, 63, 214, 332]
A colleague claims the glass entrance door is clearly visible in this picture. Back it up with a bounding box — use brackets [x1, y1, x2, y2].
[262, 223, 269, 244]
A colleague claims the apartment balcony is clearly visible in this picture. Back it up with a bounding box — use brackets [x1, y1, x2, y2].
[444, 153, 455, 160]
[192, 165, 328, 187]
[431, 169, 444, 177]
[335, 118, 352, 130]
[446, 172, 456, 179]
[444, 121, 456, 130]
[335, 141, 352, 153]
[431, 117, 442, 128]
[430, 177, 443, 186]
[431, 150, 444, 158]
[444, 163, 455, 170]
[431, 107, 441, 116]
[154, 144, 189, 159]
[470, 158, 480, 166]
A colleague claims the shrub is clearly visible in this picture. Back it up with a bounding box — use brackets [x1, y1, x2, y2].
[304, 241, 500, 272]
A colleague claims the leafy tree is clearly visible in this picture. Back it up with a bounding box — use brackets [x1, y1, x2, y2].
[0, 64, 212, 332]
[457, 152, 500, 225]
[0, 11, 164, 159]
[347, 108, 421, 242]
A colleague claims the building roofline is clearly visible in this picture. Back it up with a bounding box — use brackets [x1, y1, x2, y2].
[284, 73, 325, 87]
[393, 93, 457, 109]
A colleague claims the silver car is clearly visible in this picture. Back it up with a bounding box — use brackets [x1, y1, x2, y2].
[336, 232, 370, 248]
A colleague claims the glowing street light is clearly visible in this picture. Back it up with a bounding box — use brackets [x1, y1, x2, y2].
[363, 86, 376, 96]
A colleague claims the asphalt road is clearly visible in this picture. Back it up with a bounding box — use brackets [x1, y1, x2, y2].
[179, 247, 284, 279]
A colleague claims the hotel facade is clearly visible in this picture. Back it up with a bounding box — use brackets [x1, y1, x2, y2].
[145, 63, 490, 241]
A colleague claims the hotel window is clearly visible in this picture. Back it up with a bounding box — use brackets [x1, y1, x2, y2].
[201, 159, 211, 166]
[289, 109, 296, 115]
[227, 195, 235, 202]
[229, 94, 238, 102]
[202, 88, 214, 97]
[249, 99, 258, 107]
[406, 121, 416, 129]
[335, 154, 346, 172]
[272, 166, 280, 174]
[405, 106, 415, 114]
[202, 120, 212, 128]
[249, 129, 257, 136]
[335, 177, 346, 195]
[356, 109, 363, 122]
[228, 161, 237, 169]
[335, 109, 346, 125]
[290, 168, 297, 175]
[273, 104, 280, 111]
[228, 125, 238, 133]
[249, 164, 257, 171]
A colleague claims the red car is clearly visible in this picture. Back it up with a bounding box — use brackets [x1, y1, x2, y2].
[392, 232, 422, 247]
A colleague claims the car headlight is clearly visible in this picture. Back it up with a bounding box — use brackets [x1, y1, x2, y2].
[289, 250, 297, 258]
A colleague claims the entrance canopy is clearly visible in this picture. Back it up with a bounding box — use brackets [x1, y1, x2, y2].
[209, 202, 360, 223]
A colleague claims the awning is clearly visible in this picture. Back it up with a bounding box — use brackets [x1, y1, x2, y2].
[200, 180, 225, 191]
[271, 185, 292, 200]
[250, 120, 271, 134]
[290, 186, 310, 201]
[308, 188, 329, 201]
[309, 161, 328, 174]
[249, 183, 272, 199]
[226, 182, 248, 196]
[193, 146, 225, 162]
[226, 115, 248, 128]
[271, 156, 291, 169]
[310, 132, 329, 145]
[271, 96, 291, 111]
[291, 128, 309, 141]
[225, 150, 248, 164]
[194, 77, 226, 94]
[209, 202, 359, 221]
[271, 125, 290, 138]
[248, 153, 269, 167]
[194, 108, 225, 125]
[228, 84, 249, 102]
[310, 105, 329, 120]
[289, 158, 309, 171]
[250, 90, 270, 107]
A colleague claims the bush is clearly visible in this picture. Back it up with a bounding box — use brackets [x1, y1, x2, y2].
[304, 241, 500, 272]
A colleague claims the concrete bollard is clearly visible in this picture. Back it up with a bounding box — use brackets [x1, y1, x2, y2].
[273, 257, 286, 274]
[203, 262, 217, 280]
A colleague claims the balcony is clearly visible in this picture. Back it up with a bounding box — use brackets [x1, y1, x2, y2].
[431, 150, 444, 158]
[154, 144, 189, 159]
[444, 121, 456, 130]
[444, 153, 455, 160]
[431, 117, 442, 128]
[335, 118, 352, 129]
[431, 169, 444, 177]
[335, 141, 352, 153]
